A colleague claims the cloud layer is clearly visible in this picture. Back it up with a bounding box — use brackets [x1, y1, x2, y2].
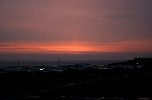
[0, 0, 152, 59]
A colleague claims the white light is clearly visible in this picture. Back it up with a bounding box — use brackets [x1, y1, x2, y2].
[40, 68, 45, 71]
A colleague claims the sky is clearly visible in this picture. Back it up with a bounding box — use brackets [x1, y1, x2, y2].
[0, 0, 152, 60]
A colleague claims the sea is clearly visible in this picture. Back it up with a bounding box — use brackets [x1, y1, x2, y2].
[0, 60, 125, 67]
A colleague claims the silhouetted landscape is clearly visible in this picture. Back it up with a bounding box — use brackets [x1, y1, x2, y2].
[0, 57, 152, 100]
[1, 0, 152, 100]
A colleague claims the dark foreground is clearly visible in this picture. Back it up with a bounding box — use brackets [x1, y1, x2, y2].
[0, 58, 152, 100]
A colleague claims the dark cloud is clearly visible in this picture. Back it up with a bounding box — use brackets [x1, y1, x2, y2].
[110, 14, 135, 19]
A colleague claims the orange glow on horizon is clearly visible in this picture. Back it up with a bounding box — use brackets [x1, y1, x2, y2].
[0, 39, 152, 54]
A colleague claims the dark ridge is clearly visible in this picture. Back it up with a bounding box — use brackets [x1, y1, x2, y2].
[0, 57, 152, 100]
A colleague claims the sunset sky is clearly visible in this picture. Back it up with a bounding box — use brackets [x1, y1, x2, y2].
[0, 0, 152, 60]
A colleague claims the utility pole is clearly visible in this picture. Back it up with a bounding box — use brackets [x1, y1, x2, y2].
[17, 59, 19, 67]
[58, 57, 60, 67]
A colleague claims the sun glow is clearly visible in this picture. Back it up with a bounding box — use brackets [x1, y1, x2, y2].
[0, 42, 96, 54]
[44, 45, 89, 52]
[0, 39, 152, 54]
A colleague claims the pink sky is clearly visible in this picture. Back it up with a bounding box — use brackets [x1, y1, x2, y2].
[0, 0, 152, 59]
